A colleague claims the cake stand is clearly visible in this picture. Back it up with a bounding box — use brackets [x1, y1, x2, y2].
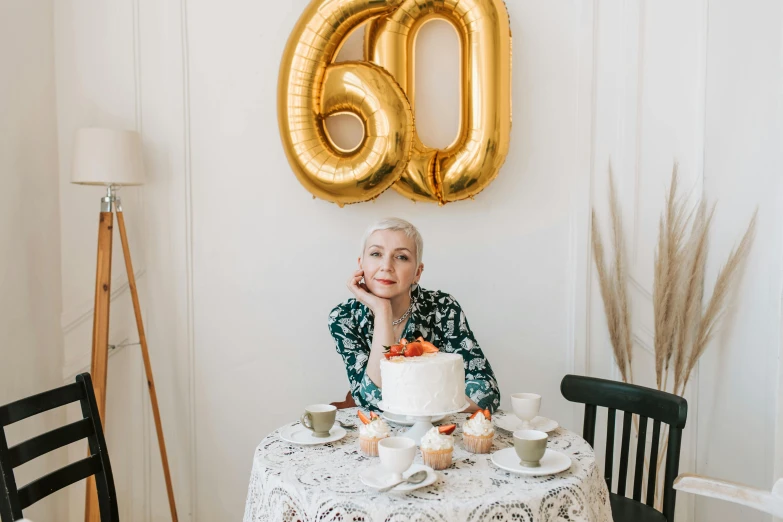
[377, 401, 470, 445]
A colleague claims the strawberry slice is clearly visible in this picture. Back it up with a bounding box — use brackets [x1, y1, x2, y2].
[421, 342, 439, 353]
[389, 344, 404, 356]
[483, 409, 492, 420]
[369, 412, 379, 420]
[438, 424, 456, 435]
[403, 343, 423, 357]
[468, 410, 490, 420]
[415, 337, 439, 353]
[383, 353, 393, 360]
[358, 411, 371, 425]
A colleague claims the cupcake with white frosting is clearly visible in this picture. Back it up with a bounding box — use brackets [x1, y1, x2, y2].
[357, 411, 390, 456]
[420, 425, 455, 470]
[462, 410, 494, 454]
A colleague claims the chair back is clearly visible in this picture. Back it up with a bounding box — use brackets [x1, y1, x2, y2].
[0, 373, 118, 521]
[561, 374, 687, 521]
[330, 390, 357, 410]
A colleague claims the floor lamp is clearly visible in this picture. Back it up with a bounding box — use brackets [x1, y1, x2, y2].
[71, 128, 178, 522]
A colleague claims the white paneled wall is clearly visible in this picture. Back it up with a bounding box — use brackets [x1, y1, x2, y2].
[50, 0, 783, 521]
[1, 1, 65, 520]
[53, 0, 191, 519]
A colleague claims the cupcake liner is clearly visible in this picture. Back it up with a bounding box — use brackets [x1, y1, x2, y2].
[463, 433, 494, 454]
[421, 447, 453, 470]
[359, 435, 384, 456]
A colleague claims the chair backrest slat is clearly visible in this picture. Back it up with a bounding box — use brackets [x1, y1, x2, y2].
[662, 425, 683, 521]
[647, 419, 662, 507]
[604, 408, 616, 491]
[633, 415, 648, 501]
[617, 410, 632, 496]
[0, 384, 84, 427]
[561, 375, 687, 521]
[9, 418, 94, 468]
[17, 454, 101, 510]
[583, 404, 597, 446]
[0, 373, 118, 521]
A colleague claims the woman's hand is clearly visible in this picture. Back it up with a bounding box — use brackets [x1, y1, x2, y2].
[347, 270, 392, 316]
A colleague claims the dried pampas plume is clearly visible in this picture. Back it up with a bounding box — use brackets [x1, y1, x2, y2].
[592, 163, 756, 507]
[591, 167, 633, 383]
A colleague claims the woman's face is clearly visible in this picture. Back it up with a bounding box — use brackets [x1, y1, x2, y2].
[359, 229, 423, 299]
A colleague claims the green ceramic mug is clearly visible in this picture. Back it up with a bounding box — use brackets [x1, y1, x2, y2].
[300, 404, 336, 438]
[513, 429, 548, 467]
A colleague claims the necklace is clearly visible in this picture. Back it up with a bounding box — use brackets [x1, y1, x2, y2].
[392, 300, 414, 326]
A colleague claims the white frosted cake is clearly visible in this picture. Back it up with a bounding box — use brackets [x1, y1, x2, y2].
[380, 352, 466, 415]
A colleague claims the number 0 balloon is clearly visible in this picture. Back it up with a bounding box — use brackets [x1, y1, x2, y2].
[278, 0, 512, 206]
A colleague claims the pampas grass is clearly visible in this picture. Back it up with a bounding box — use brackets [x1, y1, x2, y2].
[653, 165, 691, 389]
[591, 168, 633, 383]
[592, 163, 756, 506]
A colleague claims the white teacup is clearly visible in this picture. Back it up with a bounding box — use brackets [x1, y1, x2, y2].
[377, 437, 416, 482]
[511, 393, 541, 429]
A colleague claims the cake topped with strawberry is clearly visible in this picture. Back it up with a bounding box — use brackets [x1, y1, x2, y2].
[420, 424, 456, 470]
[357, 411, 390, 439]
[420, 425, 455, 450]
[357, 410, 390, 457]
[462, 409, 494, 454]
[379, 338, 466, 416]
[463, 409, 494, 437]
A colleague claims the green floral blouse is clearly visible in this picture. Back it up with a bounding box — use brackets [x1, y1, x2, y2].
[328, 286, 501, 413]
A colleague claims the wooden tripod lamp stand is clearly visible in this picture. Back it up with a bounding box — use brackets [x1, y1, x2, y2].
[71, 128, 178, 522]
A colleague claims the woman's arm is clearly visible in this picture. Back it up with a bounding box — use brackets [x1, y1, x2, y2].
[328, 304, 384, 410]
[365, 308, 395, 387]
[345, 269, 396, 388]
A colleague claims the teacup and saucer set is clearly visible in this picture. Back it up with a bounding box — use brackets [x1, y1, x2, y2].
[279, 404, 347, 445]
[490, 393, 572, 476]
[360, 437, 438, 492]
[493, 393, 560, 433]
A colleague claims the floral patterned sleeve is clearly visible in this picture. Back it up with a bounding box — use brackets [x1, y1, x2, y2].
[436, 294, 501, 412]
[328, 303, 382, 411]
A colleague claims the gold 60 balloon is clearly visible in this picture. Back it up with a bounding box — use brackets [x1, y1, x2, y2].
[278, 0, 512, 206]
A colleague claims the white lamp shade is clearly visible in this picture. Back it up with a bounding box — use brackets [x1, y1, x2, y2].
[71, 128, 146, 186]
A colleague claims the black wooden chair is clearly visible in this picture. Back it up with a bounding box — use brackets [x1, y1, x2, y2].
[561, 374, 687, 522]
[0, 373, 118, 521]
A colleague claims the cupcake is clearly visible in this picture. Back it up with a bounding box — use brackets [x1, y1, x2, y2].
[357, 411, 390, 456]
[462, 409, 494, 454]
[420, 425, 455, 470]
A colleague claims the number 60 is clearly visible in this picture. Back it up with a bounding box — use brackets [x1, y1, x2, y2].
[278, 0, 512, 206]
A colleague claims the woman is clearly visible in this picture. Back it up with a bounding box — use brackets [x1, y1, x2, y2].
[328, 218, 500, 413]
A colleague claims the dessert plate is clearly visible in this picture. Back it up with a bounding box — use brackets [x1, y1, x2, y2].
[494, 414, 559, 433]
[382, 412, 445, 426]
[279, 424, 346, 445]
[491, 448, 571, 476]
[377, 401, 470, 418]
[360, 463, 437, 491]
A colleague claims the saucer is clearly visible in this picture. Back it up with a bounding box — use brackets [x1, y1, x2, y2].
[360, 463, 438, 492]
[382, 412, 445, 426]
[377, 401, 470, 418]
[494, 415, 559, 433]
[491, 448, 571, 476]
[279, 424, 347, 445]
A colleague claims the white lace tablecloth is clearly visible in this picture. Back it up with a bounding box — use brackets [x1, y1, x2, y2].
[243, 408, 611, 522]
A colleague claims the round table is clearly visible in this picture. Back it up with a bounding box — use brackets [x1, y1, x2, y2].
[243, 408, 612, 522]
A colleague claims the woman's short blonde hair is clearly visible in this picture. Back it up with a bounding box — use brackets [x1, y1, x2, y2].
[360, 218, 424, 266]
